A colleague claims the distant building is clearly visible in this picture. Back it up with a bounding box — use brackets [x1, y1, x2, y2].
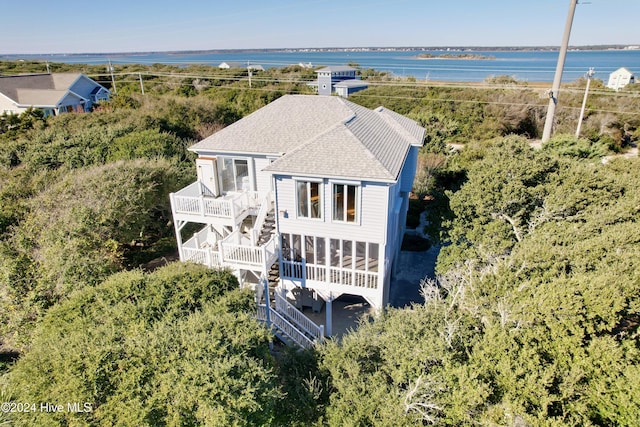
[219, 62, 264, 71]
[333, 79, 370, 98]
[218, 61, 244, 69]
[312, 65, 368, 97]
[0, 73, 109, 116]
[607, 67, 635, 91]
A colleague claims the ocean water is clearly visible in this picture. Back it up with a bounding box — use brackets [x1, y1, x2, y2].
[4, 49, 640, 83]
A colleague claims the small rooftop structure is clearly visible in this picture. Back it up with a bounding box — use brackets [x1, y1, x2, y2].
[313, 65, 368, 97]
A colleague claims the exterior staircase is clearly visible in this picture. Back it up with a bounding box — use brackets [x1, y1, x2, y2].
[255, 209, 325, 348]
[257, 209, 276, 246]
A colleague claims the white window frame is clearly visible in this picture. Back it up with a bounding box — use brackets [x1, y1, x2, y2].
[330, 180, 361, 224]
[294, 178, 323, 220]
[218, 157, 250, 193]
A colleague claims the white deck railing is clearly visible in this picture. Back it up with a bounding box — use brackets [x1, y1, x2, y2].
[181, 226, 223, 268]
[221, 230, 278, 270]
[182, 247, 223, 267]
[282, 260, 379, 289]
[275, 293, 324, 342]
[257, 304, 314, 349]
[171, 181, 264, 222]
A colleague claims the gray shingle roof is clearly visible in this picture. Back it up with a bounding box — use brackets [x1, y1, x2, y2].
[315, 66, 356, 73]
[333, 79, 368, 88]
[0, 73, 83, 106]
[189, 94, 425, 182]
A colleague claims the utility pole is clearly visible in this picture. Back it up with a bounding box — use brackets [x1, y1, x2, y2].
[575, 68, 594, 138]
[541, 0, 579, 143]
[139, 72, 145, 95]
[107, 59, 117, 94]
[247, 61, 252, 88]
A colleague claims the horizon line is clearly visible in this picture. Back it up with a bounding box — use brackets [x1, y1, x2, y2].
[1, 44, 638, 57]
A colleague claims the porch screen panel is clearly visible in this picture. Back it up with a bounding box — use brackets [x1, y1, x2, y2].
[282, 234, 291, 261]
[342, 241, 352, 268]
[316, 237, 326, 265]
[292, 234, 302, 262]
[305, 236, 315, 264]
[355, 242, 366, 270]
[368, 243, 379, 272]
[330, 239, 340, 267]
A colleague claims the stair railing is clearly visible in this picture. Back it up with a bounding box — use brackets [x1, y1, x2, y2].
[251, 191, 273, 245]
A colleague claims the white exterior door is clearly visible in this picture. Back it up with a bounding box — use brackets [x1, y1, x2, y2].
[196, 157, 219, 196]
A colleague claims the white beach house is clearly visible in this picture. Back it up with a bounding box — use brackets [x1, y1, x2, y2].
[607, 67, 635, 91]
[169, 94, 424, 345]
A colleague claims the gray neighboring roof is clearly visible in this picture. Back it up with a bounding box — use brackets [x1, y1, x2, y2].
[315, 66, 356, 73]
[333, 79, 369, 88]
[190, 94, 425, 182]
[0, 73, 101, 107]
[14, 89, 77, 106]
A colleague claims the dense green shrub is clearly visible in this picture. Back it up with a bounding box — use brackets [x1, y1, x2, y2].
[5, 264, 281, 426]
[318, 139, 640, 426]
[0, 159, 191, 347]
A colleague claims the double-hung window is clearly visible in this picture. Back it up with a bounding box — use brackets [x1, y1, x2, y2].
[332, 183, 358, 223]
[296, 180, 322, 219]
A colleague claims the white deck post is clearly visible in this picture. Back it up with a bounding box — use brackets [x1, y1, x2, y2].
[171, 207, 185, 261]
[325, 297, 333, 337]
[263, 278, 271, 324]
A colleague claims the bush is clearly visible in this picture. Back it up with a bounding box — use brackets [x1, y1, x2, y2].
[5, 263, 282, 426]
[0, 159, 192, 347]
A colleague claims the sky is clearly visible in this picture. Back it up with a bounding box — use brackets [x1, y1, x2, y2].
[1, 0, 639, 54]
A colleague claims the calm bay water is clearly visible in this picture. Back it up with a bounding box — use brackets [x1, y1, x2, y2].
[4, 49, 640, 83]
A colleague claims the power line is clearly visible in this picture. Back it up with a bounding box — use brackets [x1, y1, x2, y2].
[85, 70, 640, 116]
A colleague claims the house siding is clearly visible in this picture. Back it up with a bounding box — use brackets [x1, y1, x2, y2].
[0, 94, 18, 115]
[255, 157, 275, 193]
[275, 175, 390, 243]
[607, 68, 635, 91]
[399, 145, 419, 193]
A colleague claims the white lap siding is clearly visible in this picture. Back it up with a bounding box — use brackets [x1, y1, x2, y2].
[275, 175, 392, 308]
[274, 175, 390, 243]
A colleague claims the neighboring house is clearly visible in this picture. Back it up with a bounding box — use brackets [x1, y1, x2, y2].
[311, 65, 369, 97]
[333, 79, 370, 97]
[0, 73, 109, 116]
[169, 94, 424, 346]
[219, 61, 264, 71]
[607, 67, 635, 91]
[218, 61, 245, 69]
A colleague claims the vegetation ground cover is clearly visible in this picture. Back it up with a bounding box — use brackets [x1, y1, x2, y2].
[1, 60, 639, 425]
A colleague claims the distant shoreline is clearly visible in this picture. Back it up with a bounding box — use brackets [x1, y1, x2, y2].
[415, 53, 496, 60]
[2, 45, 638, 57]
